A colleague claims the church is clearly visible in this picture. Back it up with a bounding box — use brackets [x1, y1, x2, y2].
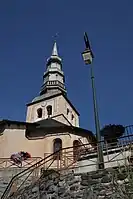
[0, 42, 96, 169]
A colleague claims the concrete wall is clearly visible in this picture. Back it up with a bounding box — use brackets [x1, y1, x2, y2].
[75, 147, 132, 173]
[0, 125, 45, 159]
[0, 124, 88, 168]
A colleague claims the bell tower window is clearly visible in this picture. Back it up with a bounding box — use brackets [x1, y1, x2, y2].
[67, 108, 69, 115]
[71, 114, 74, 120]
[46, 105, 52, 117]
[37, 108, 42, 118]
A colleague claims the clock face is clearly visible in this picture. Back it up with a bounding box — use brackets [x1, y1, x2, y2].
[41, 102, 47, 107]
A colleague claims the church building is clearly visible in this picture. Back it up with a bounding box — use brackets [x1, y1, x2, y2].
[0, 42, 96, 168]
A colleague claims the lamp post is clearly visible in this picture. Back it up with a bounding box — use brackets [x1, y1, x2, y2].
[82, 32, 104, 169]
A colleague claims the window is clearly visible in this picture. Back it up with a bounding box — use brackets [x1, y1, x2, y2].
[37, 108, 42, 118]
[53, 138, 62, 160]
[67, 108, 69, 115]
[73, 140, 81, 161]
[71, 114, 74, 120]
[46, 105, 52, 117]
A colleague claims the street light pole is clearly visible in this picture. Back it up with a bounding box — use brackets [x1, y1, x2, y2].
[90, 64, 104, 169]
[82, 32, 104, 169]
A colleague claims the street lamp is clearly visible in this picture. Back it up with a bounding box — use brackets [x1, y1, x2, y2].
[82, 32, 104, 169]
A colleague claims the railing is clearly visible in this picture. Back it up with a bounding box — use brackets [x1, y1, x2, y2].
[43, 148, 78, 170]
[1, 150, 72, 199]
[0, 157, 42, 198]
[1, 126, 133, 198]
[0, 157, 42, 169]
[41, 80, 65, 90]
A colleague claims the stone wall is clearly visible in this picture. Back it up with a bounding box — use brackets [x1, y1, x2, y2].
[8, 166, 133, 199]
[0, 167, 26, 198]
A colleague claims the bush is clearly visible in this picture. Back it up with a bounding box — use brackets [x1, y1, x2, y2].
[100, 124, 125, 144]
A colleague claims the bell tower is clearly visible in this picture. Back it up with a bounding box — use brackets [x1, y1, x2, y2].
[40, 42, 66, 96]
[25, 41, 89, 159]
[26, 41, 79, 127]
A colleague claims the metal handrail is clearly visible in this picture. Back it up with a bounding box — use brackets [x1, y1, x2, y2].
[0, 157, 42, 169]
[1, 151, 60, 199]
[1, 144, 83, 199]
[1, 141, 94, 198]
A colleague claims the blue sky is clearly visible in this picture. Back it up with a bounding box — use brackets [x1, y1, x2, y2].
[0, 0, 133, 132]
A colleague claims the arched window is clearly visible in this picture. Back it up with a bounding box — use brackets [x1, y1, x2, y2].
[73, 140, 81, 161]
[46, 105, 52, 117]
[37, 108, 42, 118]
[53, 138, 62, 160]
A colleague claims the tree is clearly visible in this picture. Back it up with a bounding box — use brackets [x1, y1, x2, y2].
[100, 124, 125, 146]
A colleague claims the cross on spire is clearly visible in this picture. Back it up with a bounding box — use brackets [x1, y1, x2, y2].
[52, 32, 59, 42]
[51, 33, 59, 56]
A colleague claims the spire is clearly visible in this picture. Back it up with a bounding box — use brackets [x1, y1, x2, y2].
[52, 42, 58, 56]
[39, 41, 67, 96]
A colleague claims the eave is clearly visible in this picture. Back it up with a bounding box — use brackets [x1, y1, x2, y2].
[27, 92, 80, 116]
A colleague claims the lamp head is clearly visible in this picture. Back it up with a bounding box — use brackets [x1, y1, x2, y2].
[82, 49, 93, 65]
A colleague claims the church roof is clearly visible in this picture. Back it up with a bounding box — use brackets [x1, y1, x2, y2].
[26, 118, 96, 142]
[27, 91, 80, 116]
[0, 119, 96, 143]
[35, 118, 67, 128]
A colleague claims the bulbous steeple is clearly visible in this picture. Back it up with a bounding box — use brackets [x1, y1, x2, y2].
[40, 42, 66, 96]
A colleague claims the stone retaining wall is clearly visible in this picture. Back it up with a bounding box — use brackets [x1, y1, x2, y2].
[8, 166, 133, 199]
[0, 168, 27, 198]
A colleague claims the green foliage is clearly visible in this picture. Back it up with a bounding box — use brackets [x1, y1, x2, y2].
[100, 124, 125, 143]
